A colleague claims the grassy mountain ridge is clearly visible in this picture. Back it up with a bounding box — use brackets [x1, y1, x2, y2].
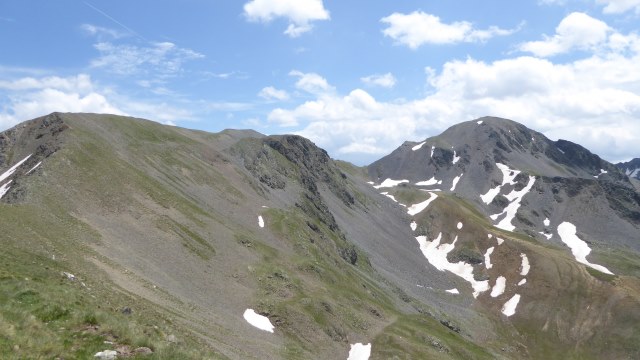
[1, 113, 639, 359]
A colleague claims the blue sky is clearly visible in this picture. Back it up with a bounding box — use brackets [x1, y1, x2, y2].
[1, 0, 639, 165]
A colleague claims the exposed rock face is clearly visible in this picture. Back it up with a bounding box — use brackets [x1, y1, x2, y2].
[0, 112, 69, 203]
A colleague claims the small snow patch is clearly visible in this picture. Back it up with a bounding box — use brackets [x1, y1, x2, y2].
[520, 254, 530, 276]
[347, 343, 371, 360]
[488, 234, 493, 239]
[543, 218, 550, 227]
[457, 222, 463, 230]
[557, 222, 614, 275]
[0, 180, 12, 199]
[501, 294, 521, 317]
[452, 151, 460, 164]
[416, 177, 442, 186]
[446, 288, 460, 294]
[407, 192, 438, 216]
[0, 154, 32, 183]
[258, 216, 265, 228]
[539, 231, 553, 240]
[477, 120, 483, 125]
[496, 238, 505, 245]
[594, 169, 608, 178]
[243, 309, 274, 333]
[430, 146, 435, 158]
[518, 278, 527, 286]
[484, 247, 494, 269]
[374, 178, 409, 189]
[410, 221, 417, 232]
[450, 174, 463, 191]
[26, 161, 42, 175]
[412, 142, 426, 151]
[490, 276, 506, 297]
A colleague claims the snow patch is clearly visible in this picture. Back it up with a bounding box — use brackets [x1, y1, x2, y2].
[491, 175, 536, 232]
[594, 169, 608, 178]
[457, 222, 463, 230]
[374, 178, 409, 189]
[557, 222, 614, 275]
[26, 161, 42, 175]
[520, 254, 530, 276]
[410, 221, 417, 232]
[412, 142, 426, 151]
[480, 163, 520, 205]
[496, 238, 505, 245]
[258, 216, 264, 228]
[415, 177, 442, 186]
[539, 231, 553, 240]
[543, 218, 550, 227]
[477, 120, 483, 125]
[347, 343, 371, 360]
[0, 154, 32, 183]
[450, 174, 463, 191]
[484, 247, 495, 269]
[452, 151, 460, 164]
[490, 276, 506, 297]
[415, 233, 490, 298]
[501, 294, 521, 317]
[243, 309, 274, 333]
[446, 288, 460, 294]
[430, 146, 435, 158]
[518, 278, 527, 286]
[407, 192, 438, 216]
[0, 180, 12, 199]
[487, 234, 493, 239]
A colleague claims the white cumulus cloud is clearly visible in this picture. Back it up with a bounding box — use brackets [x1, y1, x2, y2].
[596, 0, 640, 14]
[361, 73, 397, 88]
[0, 74, 123, 129]
[0, 74, 198, 130]
[518, 12, 611, 57]
[243, 0, 330, 37]
[258, 86, 290, 101]
[266, 20, 640, 165]
[381, 11, 517, 49]
[289, 70, 334, 94]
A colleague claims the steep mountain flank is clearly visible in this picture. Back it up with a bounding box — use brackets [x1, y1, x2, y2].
[0, 113, 498, 359]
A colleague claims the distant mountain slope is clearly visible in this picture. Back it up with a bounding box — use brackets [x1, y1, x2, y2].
[618, 158, 640, 179]
[369, 116, 640, 250]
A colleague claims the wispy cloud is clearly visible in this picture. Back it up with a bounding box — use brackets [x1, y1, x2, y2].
[90, 41, 204, 77]
[361, 73, 397, 88]
[259, 86, 290, 101]
[83, 1, 147, 41]
[81, 23, 129, 40]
